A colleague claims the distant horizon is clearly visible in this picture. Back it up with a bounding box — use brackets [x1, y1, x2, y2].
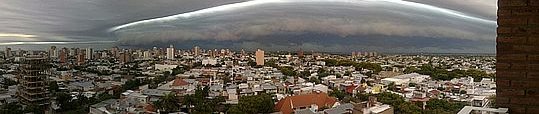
[0, 42, 496, 56]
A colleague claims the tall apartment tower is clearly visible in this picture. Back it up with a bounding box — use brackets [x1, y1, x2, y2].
[77, 53, 85, 65]
[193, 46, 200, 56]
[59, 48, 68, 64]
[497, 0, 539, 113]
[5, 47, 11, 58]
[86, 48, 93, 60]
[48, 46, 57, 58]
[166, 45, 175, 60]
[255, 49, 265, 66]
[143, 51, 151, 60]
[17, 56, 50, 109]
[119, 51, 131, 64]
[111, 47, 119, 59]
[297, 49, 304, 59]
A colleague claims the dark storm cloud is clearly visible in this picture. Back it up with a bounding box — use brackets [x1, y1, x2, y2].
[112, 0, 497, 53]
[0, 0, 246, 42]
[0, 0, 497, 53]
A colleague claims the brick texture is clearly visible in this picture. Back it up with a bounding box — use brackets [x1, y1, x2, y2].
[497, 0, 539, 113]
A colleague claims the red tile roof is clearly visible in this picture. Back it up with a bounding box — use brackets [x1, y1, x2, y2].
[410, 97, 430, 102]
[172, 78, 189, 86]
[275, 92, 337, 114]
[144, 103, 156, 113]
[345, 85, 358, 94]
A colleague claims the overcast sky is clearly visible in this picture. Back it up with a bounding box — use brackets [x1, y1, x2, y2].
[0, 0, 497, 53]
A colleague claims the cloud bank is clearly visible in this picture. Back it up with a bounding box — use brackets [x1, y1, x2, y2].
[0, 0, 497, 53]
[112, 0, 496, 53]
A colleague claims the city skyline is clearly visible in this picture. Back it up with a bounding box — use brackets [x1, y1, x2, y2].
[2, 0, 538, 113]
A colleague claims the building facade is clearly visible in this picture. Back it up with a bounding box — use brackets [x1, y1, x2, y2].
[256, 49, 265, 66]
[497, 0, 539, 113]
[17, 56, 51, 109]
[166, 45, 175, 60]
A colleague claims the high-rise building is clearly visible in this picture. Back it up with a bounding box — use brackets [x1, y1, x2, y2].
[59, 48, 68, 64]
[111, 47, 119, 59]
[143, 51, 151, 60]
[17, 56, 50, 109]
[86, 48, 93, 60]
[101, 51, 108, 59]
[16, 49, 23, 57]
[4, 47, 11, 58]
[255, 49, 265, 66]
[74, 48, 80, 57]
[297, 49, 304, 59]
[194, 46, 200, 56]
[94, 52, 102, 60]
[241, 49, 246, 56]
[119, 51, 131, 64]
[48, 46, 58, 58]
[166, 45, 175, 60]
[70, 48, 77, 57]
[77, 53, 85, 65]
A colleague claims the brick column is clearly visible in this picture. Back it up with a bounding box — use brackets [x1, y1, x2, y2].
[497, 0, 539, 113]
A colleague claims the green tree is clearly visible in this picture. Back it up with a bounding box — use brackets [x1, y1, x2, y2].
[344, 71, 352, 76]
[299, 70, 311, 78]
[247, 60, 257, 67]
[182, 86, 224, 113]
[279, 66, 297, 76]
[309, 77, 321, 84]
[459, 90, 467, 94]
[56, 92, 76, 111]
[49, 81, 59, 92]
[387, 82, 396, 91]
[376, 92, 405, 107]
[265, 60, 278, 68]
[403, 67, 418, 74]
[156, 93, 180, 113]
[171, 66, 186, 76]
[397, 102, 422, 114]
[0, 102, 24, 114]
[329, 89, 348, 100]
[408, 83, 417, 87]
[336, 74, 342, 78]
[227, 94, 275, 114]
[425, 99, 466, 113]
[123, 79, 143, 90]
[24, 104, 43, 114]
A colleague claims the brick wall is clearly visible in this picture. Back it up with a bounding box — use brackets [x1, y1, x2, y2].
[497, 0, 539, 113]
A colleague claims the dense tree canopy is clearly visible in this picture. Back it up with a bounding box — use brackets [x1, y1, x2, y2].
[227, 94, 275, 114]
[182, 86, 225, 114]
[369, 92, 466, 114]
[154, 93, 180, 113]
[0, 103, 23, 114]
[405, 65, 492, 81]
[278, 66, 297, 76]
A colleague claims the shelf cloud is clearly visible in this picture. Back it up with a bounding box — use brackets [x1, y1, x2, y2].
[111, 0, 496, 53]
[0, 0, 497, 53]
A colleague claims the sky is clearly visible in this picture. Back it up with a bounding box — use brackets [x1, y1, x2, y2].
[0, 0, 497, 53]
